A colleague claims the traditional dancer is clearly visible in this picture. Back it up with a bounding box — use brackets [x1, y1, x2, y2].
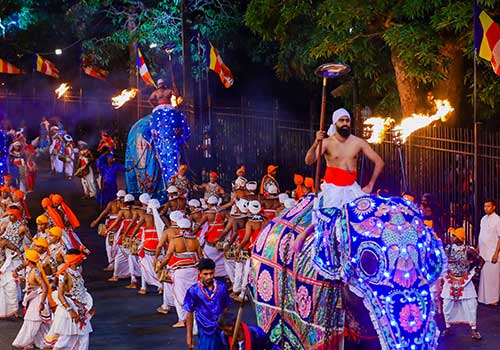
[158, 218, 202, 328]
[195, 196, 227, 278]
[184, 258, 232, 350]
[441, 227, 483, 339]
[133, 197, 162, 295]
[233, 201, 265, 302]
[161, 186, 187, 216]
[106, 194, 136, 282]
[75, 149, 97, 199]
[170, 164, 191, 198]
[259, 165, 279, 196]
[261, 184, 280, 221]
[292, 174, 306, 200]
[231, 166, 247, 192]
[195, 172, 225, 200]
[49, 133, 64, 175]
[0, 208, 30, 248]
[48, 249, 93, 350]
[47, 227, 67, 266]
[91, 190, 125, 270]
[0, 237, 23, 318]
[12, 249, 53, 349]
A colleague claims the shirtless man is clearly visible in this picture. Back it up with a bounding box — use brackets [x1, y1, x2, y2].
[0, 208, 30, 248]
[158, 218, 202, 328]
[261, 184, 280, 221]
[90, 190, 125, 270]
[234, 200, 267, 302]
[148, 79, 179, 108]
[106, 194, 136, 282]
[12, 249, 49, 349]
[160, 186, 187, 216]
[194, 172, 225, 200]
[169, 164, 191, 198]
[304, 108, 384, 205]
[131, 197, 162, 295]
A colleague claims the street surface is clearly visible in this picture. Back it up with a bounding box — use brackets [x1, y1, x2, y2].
[1, 163, 499, 349]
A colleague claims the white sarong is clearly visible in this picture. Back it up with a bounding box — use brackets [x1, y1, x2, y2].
[172, 267, 198, 321]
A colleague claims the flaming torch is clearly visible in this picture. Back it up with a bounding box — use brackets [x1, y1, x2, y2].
[111, 88, 139, 109]
[55, 83, 70, 99]
[363, 117, 395, 144]
[393, 99, 454, 143]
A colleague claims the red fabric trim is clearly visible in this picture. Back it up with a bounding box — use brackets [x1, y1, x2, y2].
[228, 322, 252, 350]
[324, 167, 357, 186]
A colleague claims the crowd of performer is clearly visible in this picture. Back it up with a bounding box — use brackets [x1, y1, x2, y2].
[0, 181, 93, 349]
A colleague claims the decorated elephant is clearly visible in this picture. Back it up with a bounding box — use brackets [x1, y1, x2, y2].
[250, 194, 445, 350]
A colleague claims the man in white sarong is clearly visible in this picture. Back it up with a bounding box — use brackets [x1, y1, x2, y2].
[12, 249, 53, 349]
[0, 238, 23, 318]
[194, 196, 227, 278]
[158, 218, 201, 328]
[49, 133, 64, 174]
[441, 228, 483, 339]
[478, 199, 500, 305]
[62, 134, 75, 180]
[75, 149, 97, 199]
[47, 249, 93, 350]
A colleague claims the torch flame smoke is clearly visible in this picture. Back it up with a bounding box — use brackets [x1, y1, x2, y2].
[55, 83, 70, 99]
[111, 88, 138, 109]
[363, 117, 395, 144]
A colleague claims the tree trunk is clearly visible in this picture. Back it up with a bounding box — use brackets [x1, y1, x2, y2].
[431, 40, 464, 124]
[391, 50, 424, 117]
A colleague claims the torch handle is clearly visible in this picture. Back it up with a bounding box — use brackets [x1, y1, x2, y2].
[314, 77, 328, 196]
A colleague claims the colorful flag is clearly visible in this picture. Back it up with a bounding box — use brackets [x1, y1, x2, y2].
[474, 2, 500, 75]
[0, 58, 23, 74]
[35, 54, 59, 78]
[205, 40, 234, 88]
[82, 57, 109, 80]
[136, 44, 156, 87]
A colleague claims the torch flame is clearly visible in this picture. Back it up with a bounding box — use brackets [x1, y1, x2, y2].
[363, 117, 395, 144]
[55, 83, 70, 99]
[111, 88, 138, 109]
[393, 100, 454, 143]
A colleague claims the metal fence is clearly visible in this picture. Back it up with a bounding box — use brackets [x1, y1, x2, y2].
[2, 92, 499, 242]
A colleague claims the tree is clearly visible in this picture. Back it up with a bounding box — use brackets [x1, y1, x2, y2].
[245, 0, 500, 121]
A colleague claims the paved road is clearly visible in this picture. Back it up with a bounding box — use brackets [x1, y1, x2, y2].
[1, 163, 500, 350]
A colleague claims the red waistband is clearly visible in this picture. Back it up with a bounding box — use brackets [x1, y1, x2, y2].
[324, 167, 357, 186]
[158, 101, 171, 105]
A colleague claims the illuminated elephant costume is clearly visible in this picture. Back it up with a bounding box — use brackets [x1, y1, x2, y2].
[251, 194, 445, 350]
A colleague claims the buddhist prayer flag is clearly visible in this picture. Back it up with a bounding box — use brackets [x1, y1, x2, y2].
[205, 40, 234, 88]
[82, 57, 109, 80]
[35, 54, 59, 78]
[474, 2, 500, 75]
[136, 44, 156, 87]
[0, 58, 23, 74]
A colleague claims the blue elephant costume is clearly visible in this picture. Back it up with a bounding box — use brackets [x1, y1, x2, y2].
[251, 194, 445, 350]
[125, 106, 190, 203]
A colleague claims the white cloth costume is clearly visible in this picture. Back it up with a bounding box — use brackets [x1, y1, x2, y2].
[478, 212, 500, 304]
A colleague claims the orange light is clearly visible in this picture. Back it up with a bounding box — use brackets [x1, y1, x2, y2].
[111, 88, 138, 109]
[55, 83, 70, 99]
[363, 117, 395, 144]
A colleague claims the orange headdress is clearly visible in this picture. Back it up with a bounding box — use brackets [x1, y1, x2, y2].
[236, 166, 245, 175]
[55, 247, 86, 278]
[305, 177, 315, 191]
[41, 197, 64, 228]
[209, 171, 218, 178]
[52, 194, 80, 228]
[293, 174, 304, 186]
[25, 248, 56, 307]
[7, 208, 22, 222]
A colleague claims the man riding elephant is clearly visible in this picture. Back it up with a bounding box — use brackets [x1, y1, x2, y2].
[251, 108, 445, 350]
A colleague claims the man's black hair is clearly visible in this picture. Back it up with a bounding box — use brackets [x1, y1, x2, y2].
[218, 311, 237, 328]
[198, 258, 215, 271]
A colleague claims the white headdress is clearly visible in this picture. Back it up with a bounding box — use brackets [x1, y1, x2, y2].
[139, 193, 151, 205]
[147, 199, 164, 239]
[327, 108, 350, 136]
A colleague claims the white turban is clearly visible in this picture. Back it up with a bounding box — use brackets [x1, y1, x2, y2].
[188, 199, 201, 208]
[116, 190, 126, 198]
[327, 108, 351, 136]
[139, 193, 151, 205]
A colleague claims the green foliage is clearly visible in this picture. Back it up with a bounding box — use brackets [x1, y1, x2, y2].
[245, 0, 500, 120]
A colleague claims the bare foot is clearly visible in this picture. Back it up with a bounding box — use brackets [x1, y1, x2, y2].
[172, 321, 186, 328]
[471, 330, 482, 340]
[156, 306, 169, 314]
[107, 276, 119, 282]
[103, 265, 113, 271]
[138, 288, 147, 295]
[125, 283, 137, 289]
